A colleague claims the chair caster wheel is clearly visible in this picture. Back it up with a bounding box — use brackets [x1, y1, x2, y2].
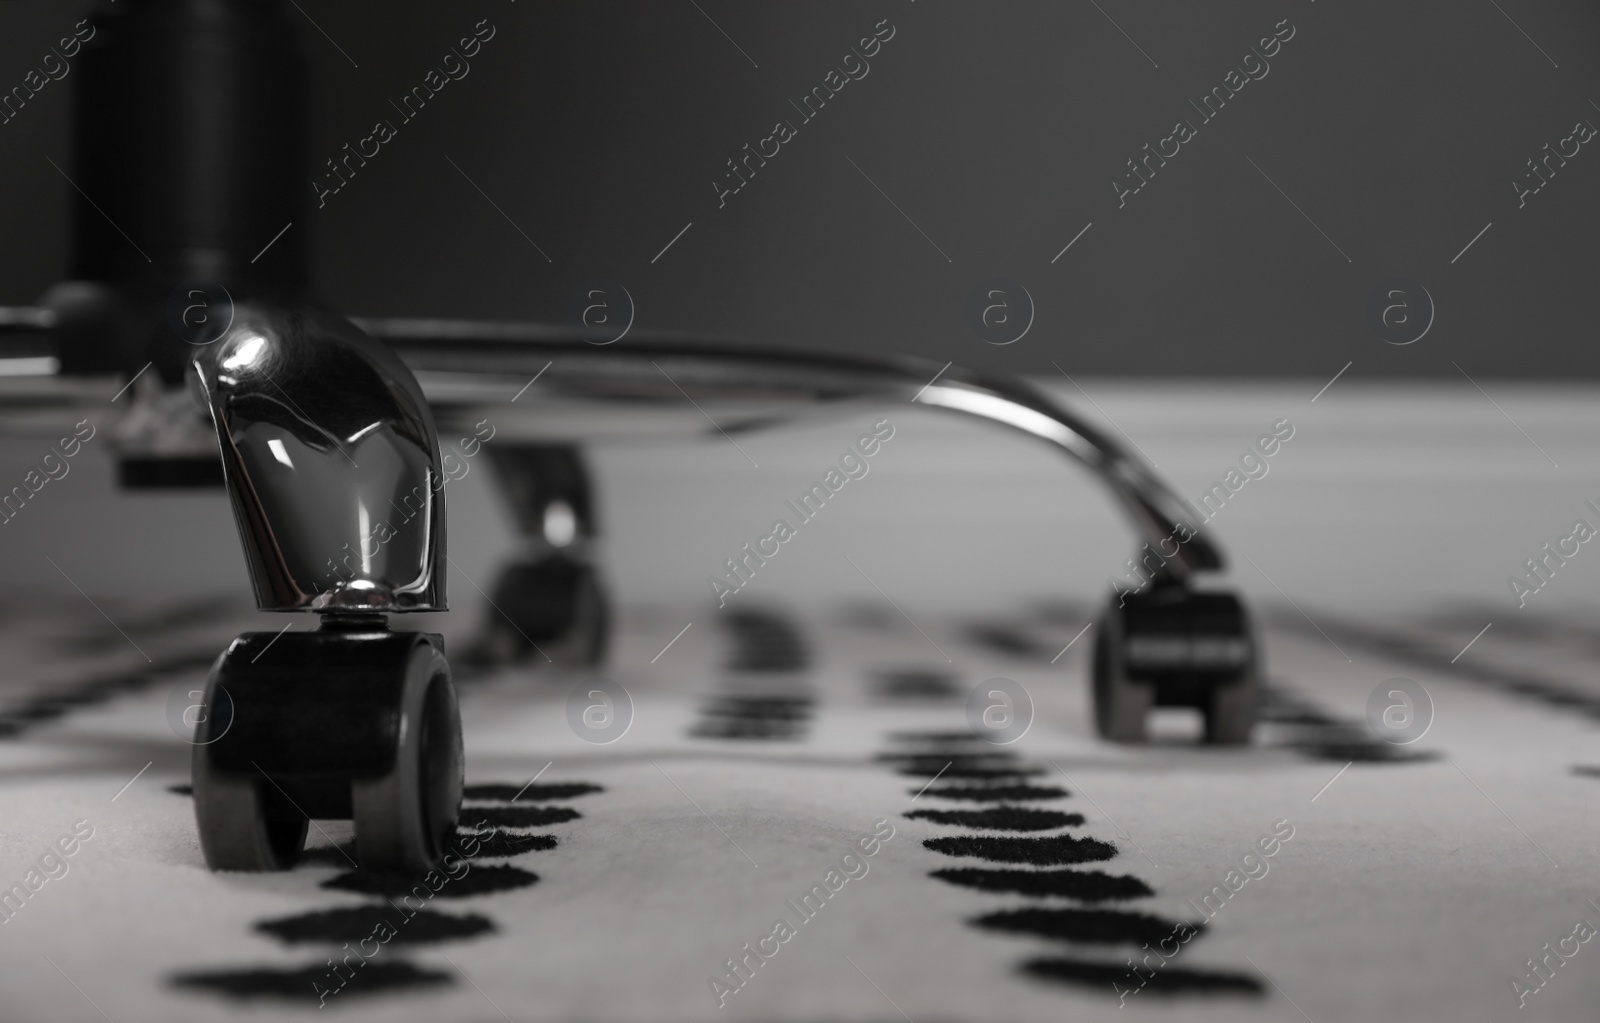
[1091, 587, 1258, 746]
[191, 675, 308, 870]
[481, 557, 609, 666]
[1092, 608, 1154, 743]
[193, 624, 462, 872]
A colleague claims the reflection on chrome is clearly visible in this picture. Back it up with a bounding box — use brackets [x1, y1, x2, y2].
[191, 303, 447, 613]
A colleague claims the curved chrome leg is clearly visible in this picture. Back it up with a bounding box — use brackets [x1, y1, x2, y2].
[888, 365, 1218, 577]
[367, 321, 1220, 580]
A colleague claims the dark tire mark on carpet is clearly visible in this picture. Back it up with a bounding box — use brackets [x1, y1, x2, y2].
[470, 805, 581, 828]
[171, 960, 452, 1001]
[907, 807, 1084, 831]
[257, 906, 494, 945]
[974, 907, 1201, 945]
[1570, 765, 1599, 778]
[168, 783, 193, 796]
[913, 783, 1069, 802]
[1021, 957, 1263, 996]
[932, 867, 1153, 902]
[323, 864, 539, 898]
[925, 834, 1116, 865]
[463, 782, 603, 802]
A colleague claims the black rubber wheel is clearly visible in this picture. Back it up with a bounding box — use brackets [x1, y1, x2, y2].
[193, 651, 309, 871]
[353, 642, 463, 873]
[191, 628, 462, 873]
[1091, 588, 1258, 746]
[1092, 603, 1153, 742]
[1188, 591, 1258, 746]
[483, 557, 609, 666]
[1204, 676, 1256, 745]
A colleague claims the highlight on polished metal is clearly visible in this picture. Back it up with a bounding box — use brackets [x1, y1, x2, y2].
[374, 321, 1220, 582]
[191, 303, 447, 613]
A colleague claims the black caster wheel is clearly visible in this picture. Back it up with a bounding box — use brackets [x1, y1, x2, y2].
[193, 623, 463, 872]
[478, 442, 610, 666]
[1092, 607, 1153, 743]
[1091, 587, 1258, 745]
[481, 556, 609, 666]
[191, 652, 308, 870]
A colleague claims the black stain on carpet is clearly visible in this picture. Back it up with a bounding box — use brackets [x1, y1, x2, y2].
[168, 783, 193, 796]
[1574, 765, 1600, 778]
[932, 867, 1153, 902]
[913, 783, 1069, 802]
[463, 782, 603, 802]
[256, 906, 494, 945]
[469, 805, 581, 828]
[1021, 957, 1263, 996]
[171, 960, 452, 1001]
[907, 807, 1084, 831]
[974, 907, 1201, 945]
[323, 864, 538, 898]
[925, 834, 1116, 865]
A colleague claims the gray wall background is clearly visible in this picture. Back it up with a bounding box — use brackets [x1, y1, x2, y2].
[1, 0, 1597, 378]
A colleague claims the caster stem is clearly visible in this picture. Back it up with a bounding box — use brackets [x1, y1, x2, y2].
[319, 612, 389, 633]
